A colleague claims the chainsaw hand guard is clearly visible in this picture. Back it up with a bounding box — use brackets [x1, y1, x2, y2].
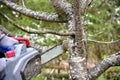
[13, 37, 30, 47]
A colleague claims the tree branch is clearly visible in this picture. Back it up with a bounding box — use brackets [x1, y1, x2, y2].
[0, 0, 66, 22]
[88, 39, 120, 44]
[0, 11, 74, 36]
[80, 0, 93, 14]
[21, 0, 26, 8]
[0, 25, 50, 52]
[0, 25, 15, 37]
[88, 51, 120, 80]
[50, 0, 72, 20]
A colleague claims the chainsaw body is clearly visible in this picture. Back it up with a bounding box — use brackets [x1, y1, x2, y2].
[1, 44, 41, 80]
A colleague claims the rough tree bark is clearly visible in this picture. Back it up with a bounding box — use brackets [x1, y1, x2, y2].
[0, 0, 120, 80]
[67, 0, 88, 79]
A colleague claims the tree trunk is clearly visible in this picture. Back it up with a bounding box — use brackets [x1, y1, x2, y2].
[68, 0, 88, 80]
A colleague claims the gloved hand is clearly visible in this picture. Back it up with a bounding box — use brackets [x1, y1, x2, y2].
[0, 46, 12, 58]
[0, 45, 12, 53]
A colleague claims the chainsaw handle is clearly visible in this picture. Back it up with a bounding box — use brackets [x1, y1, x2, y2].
[13, 37, 30, 47]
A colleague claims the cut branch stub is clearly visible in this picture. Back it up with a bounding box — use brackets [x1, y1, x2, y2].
[62, 40, 69, 51]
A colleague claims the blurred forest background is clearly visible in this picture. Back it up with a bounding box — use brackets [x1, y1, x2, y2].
[0, 0, 120, 80]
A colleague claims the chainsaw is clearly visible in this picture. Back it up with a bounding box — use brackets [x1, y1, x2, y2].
[1, 39, 64, 80]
